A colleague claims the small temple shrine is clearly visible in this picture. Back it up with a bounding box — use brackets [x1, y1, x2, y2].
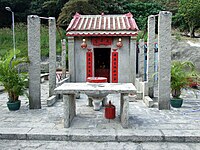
[66, 12, 139, 83]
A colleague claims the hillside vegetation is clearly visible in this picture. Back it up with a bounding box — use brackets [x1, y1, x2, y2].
[0, 23, 65, 57]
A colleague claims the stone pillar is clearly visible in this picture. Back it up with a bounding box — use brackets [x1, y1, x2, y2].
[120, 93, 129, 128]
[139, 39, 145, 81]
[130, 37, 137, 84]
[49, 17, 56, 96]
[158, 11, 172, 110]
[61, 39, 66, 79]
[68, 37, 75, 82]
[63, 94, 76, 128]
[28, 15, 41, 109]
[147, 15, 155, 98]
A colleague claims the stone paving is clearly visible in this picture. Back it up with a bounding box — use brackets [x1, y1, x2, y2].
[0, 81, 200, 149]
[1, 140, 200, 150]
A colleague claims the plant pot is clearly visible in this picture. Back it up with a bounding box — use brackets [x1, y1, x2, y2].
[7, 100, 21, 111]
[170, 98, 183, 108]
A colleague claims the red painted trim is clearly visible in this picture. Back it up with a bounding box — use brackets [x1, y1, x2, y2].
[112, 51, 118, 83]
[66, 33, 138, 37]
[86, 51, 93, 79]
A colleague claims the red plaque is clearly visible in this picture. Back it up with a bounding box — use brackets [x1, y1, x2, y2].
[92, 37, 112, 46]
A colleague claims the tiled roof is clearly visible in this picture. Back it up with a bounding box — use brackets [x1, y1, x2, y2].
[66, 12, 139, 37]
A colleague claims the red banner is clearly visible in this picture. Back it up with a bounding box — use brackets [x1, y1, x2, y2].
[112, 51, 118, 83]
[86, 51, 93, 79]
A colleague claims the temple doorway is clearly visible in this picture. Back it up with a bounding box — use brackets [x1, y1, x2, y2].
[94, 48, 111, 82]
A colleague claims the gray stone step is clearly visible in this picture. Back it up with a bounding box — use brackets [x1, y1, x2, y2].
[0, 128, 200, 143]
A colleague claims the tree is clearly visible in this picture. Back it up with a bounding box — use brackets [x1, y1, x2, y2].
[100, 0, 128, 14]
[57, 0, 100, 27]
[152, 0, 179, 14]
[124, 2, 164, 30]
[42, 0, 69, 18]
[177, 0, 200, 38]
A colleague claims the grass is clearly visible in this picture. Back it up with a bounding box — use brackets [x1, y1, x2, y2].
[0, 23, 67, 58]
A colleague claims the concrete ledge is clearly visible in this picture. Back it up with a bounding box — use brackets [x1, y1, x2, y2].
[117, 129, 163, 142]
[70, 129, 116, 142]
[47, 95, 57, 107]
[1, 128, 200, 142]
[143, 96, 154, 107]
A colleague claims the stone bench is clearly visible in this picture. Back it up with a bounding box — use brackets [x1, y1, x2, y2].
[54, 83, 136, 128]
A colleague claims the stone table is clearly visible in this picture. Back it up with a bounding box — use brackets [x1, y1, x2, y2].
[54, 83, 136, 128]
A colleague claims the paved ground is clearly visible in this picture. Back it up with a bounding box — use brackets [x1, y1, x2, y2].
[0, 81, 200, 149]
[1, 140, 200, 150]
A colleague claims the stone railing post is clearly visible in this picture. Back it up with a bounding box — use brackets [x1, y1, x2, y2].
[68, 37, 75, 82]
[158, 11, 172, 110]
[61, 39, 66, 79]
[139, 39, 145, 81]
[49, 17, 56, 96]
[147, 15, 155, 98]
[130, 36, 137, 84]
[28, 15, 41, 109]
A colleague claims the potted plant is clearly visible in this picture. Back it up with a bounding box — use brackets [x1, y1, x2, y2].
[170, 61, 198, 108]
[0, 50, 29, 111]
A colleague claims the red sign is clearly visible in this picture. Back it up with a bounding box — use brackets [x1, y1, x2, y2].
[92, 37, 112, 46]
[86, 51, 93, 79]
[112, 51, 118, 83]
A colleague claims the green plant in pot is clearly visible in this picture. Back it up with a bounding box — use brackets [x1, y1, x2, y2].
[0, 50, 29, 111]
[170, 61, 196, 108]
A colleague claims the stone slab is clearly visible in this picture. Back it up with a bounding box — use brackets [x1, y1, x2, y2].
[70, 129, 116, 142]
[27, 128, 70, 141]
[117, 129, 163, 142]
[0, 128, 31, 140]
[144, 96, 154, 107]
[47, 95, 57, 107]
[161, 129, 200, 142]
[55, 83, 136, 95]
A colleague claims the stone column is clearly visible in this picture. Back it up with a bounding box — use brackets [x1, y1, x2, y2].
[49, 17, 56, 96]
[63, 94, 76, 128]
[158, 11, 172, 110]
[120, 93, 129, 128]
[61, 39, 66, 79]
[28, 15, 41, 109]
[63, 95, 70, 128]
[68, 37, 75, 82]
[147, 15, 155, 98]
[139, 39, 145, 81]
[130, 37, 137, 84]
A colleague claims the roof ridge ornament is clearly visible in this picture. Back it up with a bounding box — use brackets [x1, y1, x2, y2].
[74, 12, 80, 19]
[125, 12, 133, 18]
